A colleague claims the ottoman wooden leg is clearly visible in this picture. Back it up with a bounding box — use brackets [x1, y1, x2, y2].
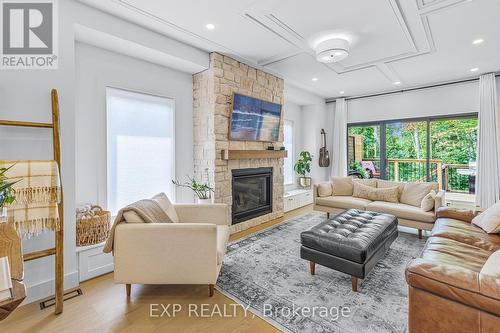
[309, 261, 316, 275]
[351, 276, 358, 292]
[418, 229, 423, 239]
[327, 212, 330, 219]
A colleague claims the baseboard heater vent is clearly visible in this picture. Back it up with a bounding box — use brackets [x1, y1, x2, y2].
[39, 288, 83, 310]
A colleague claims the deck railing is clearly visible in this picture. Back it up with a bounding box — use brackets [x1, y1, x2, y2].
[361, 159, 473, 193]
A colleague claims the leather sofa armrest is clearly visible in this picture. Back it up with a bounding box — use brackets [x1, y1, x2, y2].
[435, 207, 478, 223]
[406, 258, 500, 316]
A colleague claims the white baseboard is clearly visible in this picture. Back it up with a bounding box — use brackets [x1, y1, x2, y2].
[23, 270, 79, 305]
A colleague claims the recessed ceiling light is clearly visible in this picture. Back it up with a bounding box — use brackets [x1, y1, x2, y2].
[393, 81, 401, 85]
[470, 67, 479, 72]
[205, 23, 215, 30]
[339, 91, 345, 94]
[312, 77, 319, 82]
[472, 38, 484, 45]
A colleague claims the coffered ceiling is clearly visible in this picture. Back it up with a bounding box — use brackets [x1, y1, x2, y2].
[78, 0, 500, 99]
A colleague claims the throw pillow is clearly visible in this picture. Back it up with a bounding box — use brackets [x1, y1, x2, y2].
[420, 190, 437, 212]
[472, 201, 500, 234]
[317, 182, 333, 197]
[400, 182, 438, 207]
[152, 192, 179, 223]
[353, 178, 377, 188]
[377, 179, 405, 199]
[480, 250, 500, 276]
[331, 176, 353, 196]
[353, 182, 399, 203]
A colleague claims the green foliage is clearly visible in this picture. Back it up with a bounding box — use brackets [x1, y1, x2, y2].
[0, 164, 18, 208]
[349, 161, 368, 179]
[294, 151, 312, 177]
[348, 118, 478, 191]
[172, 172, 214, 200]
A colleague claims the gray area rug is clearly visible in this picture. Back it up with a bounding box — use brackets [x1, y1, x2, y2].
[216, 212, 426, 333]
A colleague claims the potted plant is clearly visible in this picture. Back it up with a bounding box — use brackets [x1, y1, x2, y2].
[172, 170, 214, 204]
[294, 151, 313, 188]
[0, 165, 18, 220]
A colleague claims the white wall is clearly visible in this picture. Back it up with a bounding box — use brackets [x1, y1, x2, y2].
[347, 80, 479, 123]
[0, 0, 207, 303]
[75, 43, 195, 206]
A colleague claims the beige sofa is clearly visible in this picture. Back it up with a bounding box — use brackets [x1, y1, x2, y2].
[314, 178, 445, 238]
[113, 203, 230, 297]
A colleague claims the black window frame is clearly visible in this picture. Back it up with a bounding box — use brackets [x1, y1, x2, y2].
[347, 112, 478, 182]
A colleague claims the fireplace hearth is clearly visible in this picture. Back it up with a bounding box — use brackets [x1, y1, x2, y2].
[232, 167, 273, 224]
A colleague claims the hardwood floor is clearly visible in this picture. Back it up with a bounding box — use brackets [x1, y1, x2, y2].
[0, 205, 313, 333]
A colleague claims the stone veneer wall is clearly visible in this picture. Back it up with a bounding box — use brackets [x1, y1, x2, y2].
[193, 52, 285, 233]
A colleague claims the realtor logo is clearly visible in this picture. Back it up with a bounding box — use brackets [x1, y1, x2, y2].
[1, 0, 58, 69]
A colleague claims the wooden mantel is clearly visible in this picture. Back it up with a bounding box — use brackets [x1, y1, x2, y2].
[221, 149, 288, 160]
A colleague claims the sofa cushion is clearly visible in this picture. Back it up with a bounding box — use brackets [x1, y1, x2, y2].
[216, 225, 230, 265]
[353, 178, 377, 188]
[472, 201, 500, 234]
[421, 190, 437, 212]
[400, 182, 438, 207]
[317, 182, 333, 197]
[331, 176, 353, 196]
[366, 201, 436, 223]
[377, 179, 405, 199]
[481, 250, 500, 276]
[316, 196, 372, 210]
[353, 182, 399, 203]
[152, 192, 179, 223]
[432, 218, 500, 252]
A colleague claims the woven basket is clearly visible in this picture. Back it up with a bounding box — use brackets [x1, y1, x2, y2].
[76, 205, 111, 247]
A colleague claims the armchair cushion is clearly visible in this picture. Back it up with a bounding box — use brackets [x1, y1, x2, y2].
[152, 192, 179, 223]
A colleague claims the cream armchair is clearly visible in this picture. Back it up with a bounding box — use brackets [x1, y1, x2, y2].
[113, 204, 230, 297]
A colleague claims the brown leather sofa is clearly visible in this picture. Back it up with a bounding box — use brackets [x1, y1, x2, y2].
[405, 207, 500, 333]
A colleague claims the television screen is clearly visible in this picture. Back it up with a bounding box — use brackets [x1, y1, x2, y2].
[230, 93, 282, 142]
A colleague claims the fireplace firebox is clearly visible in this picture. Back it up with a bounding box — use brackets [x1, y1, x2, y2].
[231, 167, 273, 224]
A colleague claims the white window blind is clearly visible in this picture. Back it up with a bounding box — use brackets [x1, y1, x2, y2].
[284, 120, 294, 185]
[106, 87, 175, 214]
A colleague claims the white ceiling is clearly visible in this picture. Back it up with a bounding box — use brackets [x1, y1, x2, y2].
[78, 0, 500, 99]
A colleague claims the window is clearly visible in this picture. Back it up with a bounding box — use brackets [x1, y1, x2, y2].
[106, 87, 175, 214]
[283, 120, 294, 185]
[347, 114, 478, 202]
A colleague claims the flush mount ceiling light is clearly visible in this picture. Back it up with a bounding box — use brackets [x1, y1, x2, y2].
[312, 77, 319, 82]
[470, 67, 479, 72]
[472, 38, 484, 45]
[393, 81, 401, 85]
[205, 23, 215, 30]
[339, 91, 345, 94]
[315, 38, 349, 63]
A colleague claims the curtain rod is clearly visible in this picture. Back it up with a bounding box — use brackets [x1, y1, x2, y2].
[325, 74, 500, 103]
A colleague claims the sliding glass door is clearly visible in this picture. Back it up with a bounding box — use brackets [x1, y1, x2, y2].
[385, 121, 427, 183]
[348, 125, 381, 178]
[348, 114, 478, 199]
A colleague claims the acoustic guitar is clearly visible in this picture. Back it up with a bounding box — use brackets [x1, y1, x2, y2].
[319, 128, 330, 167]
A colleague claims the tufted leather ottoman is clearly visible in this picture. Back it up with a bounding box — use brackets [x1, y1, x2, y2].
[301, 209, 398, 291]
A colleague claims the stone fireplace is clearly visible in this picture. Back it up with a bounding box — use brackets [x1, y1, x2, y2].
[193, 52, 285, 233]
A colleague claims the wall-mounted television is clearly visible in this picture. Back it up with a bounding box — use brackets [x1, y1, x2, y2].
[229, 93, 282, 142]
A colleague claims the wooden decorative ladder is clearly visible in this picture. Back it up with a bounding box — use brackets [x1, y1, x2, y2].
[0, 89, 64, 315]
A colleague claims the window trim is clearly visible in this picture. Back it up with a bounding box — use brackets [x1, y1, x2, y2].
[284, 119, 295, 185]
[105, 86, 177, 212]
[347, 112, 478, 182]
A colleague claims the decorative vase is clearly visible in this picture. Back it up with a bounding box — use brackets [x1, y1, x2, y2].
[299, 177, 311, 188]
[0, 207, 6, 223]
[197, 198, 213, 204]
